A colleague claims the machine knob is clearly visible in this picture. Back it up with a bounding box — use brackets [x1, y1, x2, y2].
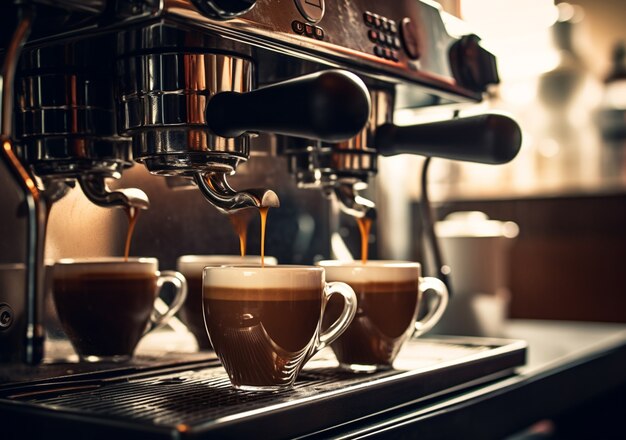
[449, 34, 500, 93]
[400, 17, 421, 60]
[206, 70, 371, 142]
[376, 113, 522, 165]
[192, 0, 256, 19]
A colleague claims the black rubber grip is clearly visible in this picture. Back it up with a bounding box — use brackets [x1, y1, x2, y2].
[206, 70, 371, 142]
[376, 113, 522, 164]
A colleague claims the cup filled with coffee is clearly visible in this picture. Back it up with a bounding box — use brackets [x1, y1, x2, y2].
[177, 255, 278, 349]
[202, 265, 357, 391]
[53, 257, 187, 362]
[318, 260, 448, 373]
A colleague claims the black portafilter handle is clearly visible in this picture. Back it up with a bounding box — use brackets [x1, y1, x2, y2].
[376, 113, 522, 164]
[206, 70, 371, 142]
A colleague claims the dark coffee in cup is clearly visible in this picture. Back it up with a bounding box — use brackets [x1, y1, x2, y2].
[204, 286, 322, 387]
[203, 265, 357, 391]
[319, 260, 448, 372]
[53, 258, 187, 362]
[54, 272, 156, 357]
[324, 279, 419, 367]
[177, 255, 277, 350]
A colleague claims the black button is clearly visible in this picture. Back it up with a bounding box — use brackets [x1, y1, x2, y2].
[364, 11, 374, 26]
[378, 32, 386, 44]
[385, 34, 394, 46]
[381, 17, 389, 31]
[314, 26, 324, 40]
[383, 48, 392, 59]
[304, 23, 315, 36]
[374, 45, 383, 57]
[390, 50, 398, 62]
[393, 37, 401, 49]
[368, 29, 378, 42]
[389, 20, 397, 34]
[292, 21, 305, 34]
[373, 14, 382, 28]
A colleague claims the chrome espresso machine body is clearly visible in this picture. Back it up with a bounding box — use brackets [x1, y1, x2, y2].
[0, 1, 524, 436]
[10, 0, 518, 210]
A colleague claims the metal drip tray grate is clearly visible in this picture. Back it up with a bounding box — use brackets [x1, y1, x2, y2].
[32, 368, 373, 426]
[1, 337, 526, 439]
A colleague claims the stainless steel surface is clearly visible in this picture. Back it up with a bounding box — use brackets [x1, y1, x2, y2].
[165, 0, 481, 104]
[333, 181, 376, 219]
[286, 89, 392, 184]
[2, 11, 31, 138]
[3, 322, 625, 438]
[0, 337, 526, 438]
[118, 52, 254, 176]
[115, 46, 283, 213]
[284, 88, 393, 217]
[0, 8, 45, 365]
[193, 172, 279, 213]
[16, 39, 132, 181]
[15, 38, 145, 214]
[79, 176, 150, 211]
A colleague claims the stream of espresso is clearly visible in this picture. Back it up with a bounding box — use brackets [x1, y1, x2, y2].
[227, 207, 269, 266]
[259, 207, 269, 267]
[123, 207, 140, 261]
[228, 209, 255, 257]
[356, 217, 372, 265]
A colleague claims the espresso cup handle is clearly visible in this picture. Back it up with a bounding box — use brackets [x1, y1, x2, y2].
[414, 277, 449, 337]
[317, 281, 357, 352]
[147, 270, 188, 333]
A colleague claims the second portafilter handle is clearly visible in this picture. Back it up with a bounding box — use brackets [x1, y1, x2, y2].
[198, 70, 371, 213]
[376, 113, 522, 164]
[206, 70, 371, 142]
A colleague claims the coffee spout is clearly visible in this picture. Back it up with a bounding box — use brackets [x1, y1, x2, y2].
[40, 178, 74, 206]
[78, 175, 150, 211]
[333, 182, 376, 220]
[193, 172, 280, 214]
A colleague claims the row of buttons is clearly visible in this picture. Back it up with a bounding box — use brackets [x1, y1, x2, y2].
[292, 21, 324, 40]
[368, 29, 401, 50]
[374, 46, 398, 62]
[363, 11, 400, 62]
[363, 11, 397, 34]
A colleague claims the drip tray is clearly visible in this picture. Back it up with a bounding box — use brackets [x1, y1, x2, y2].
[0, 336, 526, 439]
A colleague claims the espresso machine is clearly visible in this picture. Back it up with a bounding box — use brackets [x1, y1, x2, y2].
[0, 0, 525, 437]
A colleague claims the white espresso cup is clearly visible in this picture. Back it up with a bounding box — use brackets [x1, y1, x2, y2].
[176, 255, 277, 349]
[53, 257, 187, 362]
[203, 265, 357, 391]
[318, 260, 449, 372]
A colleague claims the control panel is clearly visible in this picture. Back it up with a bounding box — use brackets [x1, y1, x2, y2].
[363, 11, 401, 62]
[234, 0, 455, 73]
[171, 0, 498, 100]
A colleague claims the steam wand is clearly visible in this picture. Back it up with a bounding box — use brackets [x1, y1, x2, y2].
[419, 157, 453, 297]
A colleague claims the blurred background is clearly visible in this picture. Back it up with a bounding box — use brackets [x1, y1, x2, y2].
[375, 0, 626, 326]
